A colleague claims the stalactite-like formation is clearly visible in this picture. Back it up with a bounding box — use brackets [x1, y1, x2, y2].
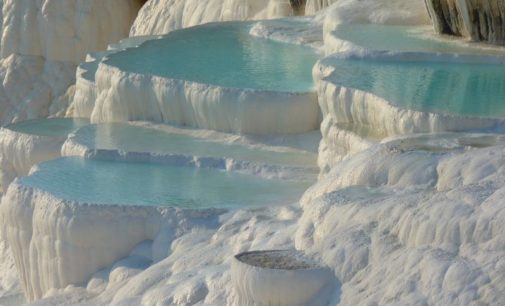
[425, 0, 505, 45]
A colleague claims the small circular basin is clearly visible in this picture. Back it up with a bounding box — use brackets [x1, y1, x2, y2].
[232, 250, 333, 306]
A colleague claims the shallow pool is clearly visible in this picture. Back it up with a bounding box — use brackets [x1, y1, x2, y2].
[333, 24, 505, 55]
[6, 118, 90, 137]
[324, 57, 505, 117]
[21, 157, 311, 208]
[105, 22, 320, 92]
[71, 123, 317, 167]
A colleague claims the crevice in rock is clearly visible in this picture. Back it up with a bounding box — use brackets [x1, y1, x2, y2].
[290, 0, 306, 16]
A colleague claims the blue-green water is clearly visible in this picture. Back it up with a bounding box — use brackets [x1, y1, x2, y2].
[324, 57, 505, 117]
[326, 24, 505, 117]
[80, 51, 109, 81]
[6, 118, 90, 137]
[20, 157, 310, 208]
[105, 22, 320, 92]
[81, 36, 157, 81]
[73, 123, 317, 167]
[333, 24, 505, 55]
[0, 294, 24, 306]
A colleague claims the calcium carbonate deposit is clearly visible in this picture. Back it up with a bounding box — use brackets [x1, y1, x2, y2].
[0, 0, 505, 306]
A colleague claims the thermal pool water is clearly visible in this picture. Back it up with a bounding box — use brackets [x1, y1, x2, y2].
[5, 118, 89, 137]
[105, 22, 320, 92]
[20, 157, 311, 209]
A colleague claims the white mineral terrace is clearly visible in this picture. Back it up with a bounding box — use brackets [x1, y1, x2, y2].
[1, 1, 505, 306]
[62, 122, 319, 180]
[0, 119, 89, 192]
[70, 21, 322, 135]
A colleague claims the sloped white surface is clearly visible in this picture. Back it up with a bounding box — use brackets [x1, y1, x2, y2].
[129, 0, 294, 36]
[1, 0, 141, 64]
[320, 0, 430, 55]
[0, 0, 141, 126]
[321, 0, 429, 27]
[0, 182, 223, 302]
[0, 240, 20, 301]
[0, 55, 75, 126]
[0, 128, 63, 192]
[296, 142, 505, 305]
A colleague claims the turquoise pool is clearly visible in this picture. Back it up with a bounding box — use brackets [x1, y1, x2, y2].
[332, 24, 505, 55]
[105, 22, 320, 92]
[71, 124, 317, 167]
[21, 157, 311, 209]
[80, 36, 157, 82]
[6, 118, 90, 137]
[323, 56, 505, 117]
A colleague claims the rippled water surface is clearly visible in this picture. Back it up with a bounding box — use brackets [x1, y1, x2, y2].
[21, 157, 311, 208]
[106, 22, 319, 92]
[326, 57, 505, 117]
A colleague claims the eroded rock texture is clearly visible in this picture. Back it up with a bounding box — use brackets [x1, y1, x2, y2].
[425, 0, 505, 44]
[290, 0, 306, 15]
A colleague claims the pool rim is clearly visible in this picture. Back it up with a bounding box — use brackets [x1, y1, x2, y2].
[100, 21, 320, 94]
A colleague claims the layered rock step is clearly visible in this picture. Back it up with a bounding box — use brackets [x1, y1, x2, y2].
[70, 21, 322, 135]
[0, 118, 88, 192]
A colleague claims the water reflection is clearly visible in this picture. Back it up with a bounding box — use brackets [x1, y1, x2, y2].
[326, 57, 505, 117]
[106, 22, 319, 92]
[74, 123, 317, 166]
[20, 157, 311, 209]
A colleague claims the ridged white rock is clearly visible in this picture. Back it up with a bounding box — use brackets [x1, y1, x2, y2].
[0, 181, 223, 301]
[0, 128, 63, 192]
[75, 64, 320, 135]
[129, 0, 294, 36]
